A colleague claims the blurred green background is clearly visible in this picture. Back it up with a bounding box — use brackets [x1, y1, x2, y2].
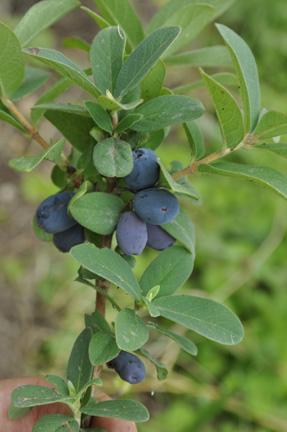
[0, 0, 287, 431]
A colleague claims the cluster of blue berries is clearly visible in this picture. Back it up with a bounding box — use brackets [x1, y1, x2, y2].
[35, 191, 85, 252]
[116, 148, 179, 256]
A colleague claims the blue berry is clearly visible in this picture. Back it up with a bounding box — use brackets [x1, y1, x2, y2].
[53, 223, 85, 252]
[124, 148, 159, 190]
[107, 351, 146, 384]
[36, 191, 76, 233]
[116, 211, 147, 256]
[133, 188, 179, 225]
[146, 223, 176, 250]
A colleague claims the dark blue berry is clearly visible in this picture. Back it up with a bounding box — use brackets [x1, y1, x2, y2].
[133, 188, 179, 225]
[116, 211, 147, 256]
[53, 223, 85, 252]
[107, 351, 146, 384]
[124, 148, 159, 190]
[36, 191, 76, 233]
[146, 223, 176, 250]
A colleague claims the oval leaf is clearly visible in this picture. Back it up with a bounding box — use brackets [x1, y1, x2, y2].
[80, 399, 149, 422]
[14, 0, 80, 47]
[115, 113, 143, 133]
[140, 60, 166, 103]
[147, 322, 197, 355]
[114, 26, 181, 98]
[198, 161, 287, 200]
[89, 331, 120, 366]
[115, 308, 149, 351]
[216, 24, 260, 132]
[93, 138, 133, 178]
[84, 101, 113, 134]
[140, 246, 194, 298]
[131, 95, 204, 132]
[11, 386, 72, 408]
[66, 328, 93, 393]
[0, 23, 25, 98]
[253, 110, 287, 141]
[69, 192, 124, 235]
[32, 414, 78, 432]
[161, 208, 196, 255]
[23, 48, 100, 98]
[153, 295, 244, 345]
[200, 69, 245, 148]
[90, 26, 126, 95]
[165, 45, 232, 67]
[70, 243, 142, 301]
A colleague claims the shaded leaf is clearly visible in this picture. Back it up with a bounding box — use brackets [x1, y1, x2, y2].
[45, 375, 69, 396]
[140, 246, 194, 297]
[70, 244, 142, 301]
[23, 48, 100, 98]
[115, 114, 143, 133]
[62, 36, 90, 52]
[131, 95, 204, 132]
[69, 192, 124, 235]
[183, 121, 205, 161]
[97, 95, 143, 111]
[115, 308, 149, 351]
[0, 23, 25, 98]
[12, 66, 50, 100]
[8, 404, 31, 420]
[93, 137, 133, 177]
[80, 399, 149, 422]
[14, 0, 80, 47]
[198, 161, 287, 200]
[253, 110, 287, 140]
[89, 331, 120, 366]
[33, 103, 89, 117]
[0, 108, 26, 132]
[153, 295, 244, 345]
[84, 101, 113, 134]
[81, 6, 110, 29]
[165, 45, 232, 67]
[140, 60, 166, 103]
[252, 143, 287, 159]
[161, 208, 195, 255]
[66, 328, 93, 393]
[85, 311, 111, 334]
[114, 26, 181, 98]
[32, 414, 79, 432]
[11, 385, 73, 408]
[216, 23, 260, 132]
[200, 69, 245, 148]
[90, 27, 126, 95]
[147, 322, 198, 355]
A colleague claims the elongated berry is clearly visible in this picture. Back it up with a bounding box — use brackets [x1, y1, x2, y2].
[107, 350, 146, 384]
[116, 211, 147, 256]
[133, 188, 179, 225]
[36, 191, 76, 233]
[147, 223, 176, 250]
[124, 148, 159, 190]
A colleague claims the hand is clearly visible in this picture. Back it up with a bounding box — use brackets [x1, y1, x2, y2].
[0, 376, 137, 432]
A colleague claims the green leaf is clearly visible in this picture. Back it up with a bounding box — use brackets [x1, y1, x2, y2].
[81, 6, 110, 29]
[69, 192, 124, 235]
[32, 103, 89, 117]
[89, 331, 120, 366]
[115, 308, 149, 351]
[45, 110, 95, 153]
[90, 27, 126, 95]
[70, 243, 142, 301]
[183, 121, 205, 161]
[173, 72, 238, 94]
[147, 0, 235, 34]
[165, 45, 232, 67]
[32, 215, 53, 242]
[142, 297, 161, 318]
[68, 181, 94, 212]
[253, 110, 287, 140]
[92, 0, 145, 52]
[62, 36, 90, 52]
[0, 108, 26, 132]
[14, 0, 79, 47]
[85, 311, 111, 334]
[93, 137, 133, 177]
[32, 414, 79, 432]
[97, 94, 143, 111]
[8, 404, 31, 420]
[198, 161, 287, 200]
[66, 327, 93, 393]
[137, 348, 168, 380]
[140, 246, 194, 298]
[23, 48, 100, 98]
[9, 138, 65, 172]
[200, 69, 245, 148]
[153, 295, 244, 345]
[84, 101, 113, 134]
[157, 158, 200, 200]
[12, 66, 50, 101]
[140, 60, 166, 103]
[115, 114, 143, 133]
[161, 4, 215, 58]
[45, 375, 69, 396]
[252, 143, 287, 159]
[80, 399, 149, 422]
[131, 95, 204, 132]
[161, 208, 195, 255]
[31, 78, 73, 124]
[114, 26, 181, 98]
[147, 322, 198, 355]
[216, 23, 260, 132]
[0, 23, 25, 98]
[11, 385, 73, 408]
